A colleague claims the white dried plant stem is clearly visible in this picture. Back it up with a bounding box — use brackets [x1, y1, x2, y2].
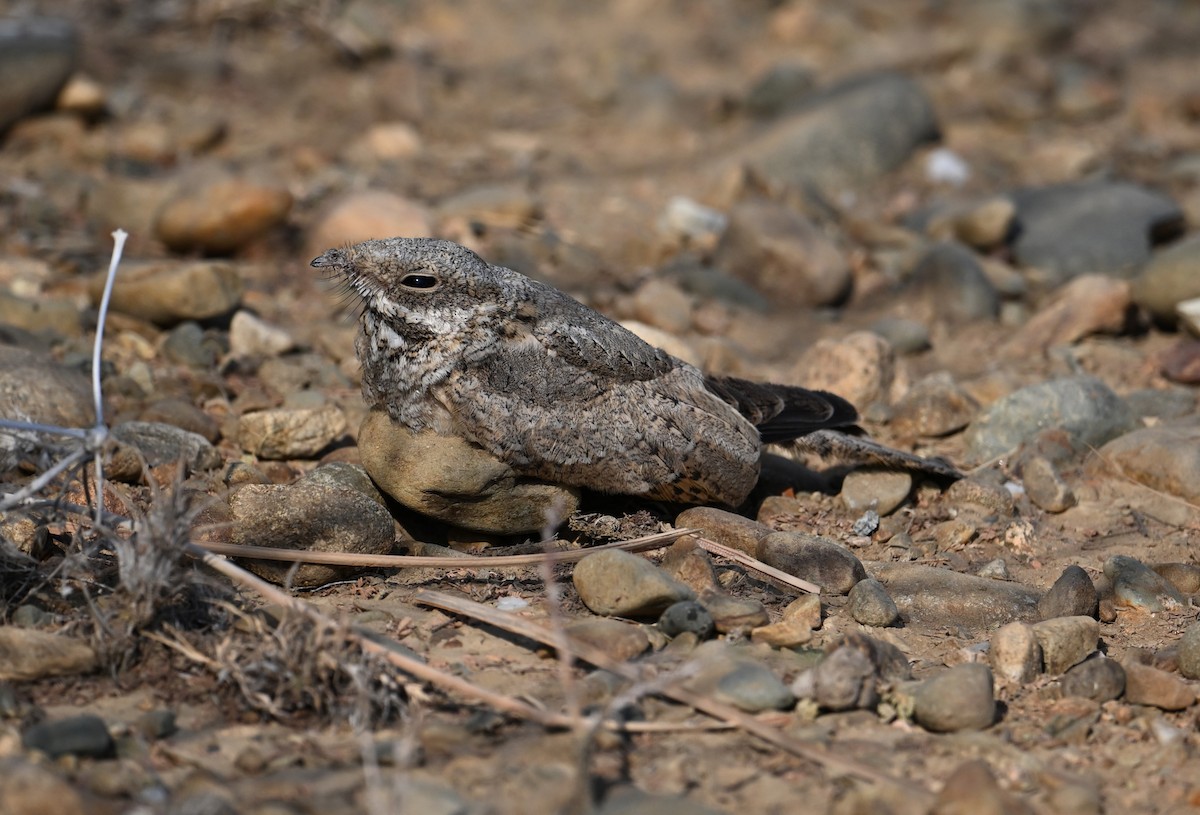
[89, 229, 128, 525]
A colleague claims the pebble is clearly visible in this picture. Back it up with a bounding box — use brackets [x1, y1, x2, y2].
[159, 321, 221, 369]
[0, 346, 94, 472]
[758, 531, 867, 595]
[1103, 555, 1185, 613]
[1122, 387, 1196, 421]
[738, 71, 939, 191]
[927, 197, 1017, 249]
[945, 475, 1016, 517]
[933, 760, 1034, 815]
[750, 594, 822, 648]
[868, 316, 930, 355]
[657, 600, 715, 639]
[1060, 657, 1125, 703]
[1090, 426, 1200, 505]
[573, 550, 694, 618]
[23, 714, 115, 759]
[0, 627, 97, 681]
[871, 562, 1040, 632]
[155, 175, 293, 255]
[629, 278, 693, 336]
[108, 421, 221, 482]
[237, 405, 347, 460]
[1038, 565, 1098, 620]
[1131, 233, 1200, 325]
[963, 376, 1136, 464]
[791, 330, 896, 410]
[1177, 621, 1200, 680]
[811, 643, 878, 711]
[0, 17, 77, 132]
[1121, 661, 1197, 711]
[228, 482, 395, 587]
[743, 60, 817, 117]
[0, 290, 83, 338]
[912, 663, 996, 732]
[659, 540, 720, 594]
[1001, 275, 1132, 357]
[701, 592, 769, 633]
[228, 310, 296, 358]
[712, 199, 851, 308]
[564, 619, 650, 662]
[990, 622, 1043, 684]
[904, 241, 1000, 325]
[1010, 180, 1184, 286]
[1022, 456, 1076, 513]
[306, 191, 434, 261]
[0, 757, 86, 815]
[847, 578, 899, 627]
[687, 657, 795, 713]
[358, 409, 580, 534]
[976, 559, 1009, 580]
[1152, 561, 1200, 594]
[93, 260, 244, 326]
[1032, 616, 1098, 675]
[889, 372, 979, 438]
[673, 506, 772, 557]
[139, 398, 220, 443]
[839, 470, 912, 516]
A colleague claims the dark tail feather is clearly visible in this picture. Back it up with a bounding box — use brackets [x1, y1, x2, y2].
[705, 375, 860, 443]
[792, 430, 962, 480]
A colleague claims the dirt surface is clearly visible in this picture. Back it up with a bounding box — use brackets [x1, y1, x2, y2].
[4, 2, 1200, 814]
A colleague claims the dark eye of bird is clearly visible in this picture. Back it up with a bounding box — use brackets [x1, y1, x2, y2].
[400, 273, 439, 290]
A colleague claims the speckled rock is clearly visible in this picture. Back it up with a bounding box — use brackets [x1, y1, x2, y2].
[1032, 616, 1098, 675]
[229, 482, 395, 587]
[871, 562, 1040, 632]
[359, 409, 580, 534]
[964, 376, 1136, 464]
[108, 421, 221, 482]
[990, 622, 1042, 684]
[847, 578, 900, 627]
[657, 600, 715, 639]
[238, 405, 347, 460]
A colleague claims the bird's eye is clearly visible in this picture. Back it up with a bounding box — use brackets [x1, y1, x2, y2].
[400, 273, 440, 290]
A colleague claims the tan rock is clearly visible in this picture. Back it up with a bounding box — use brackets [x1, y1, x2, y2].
[155, 176, 292, 254]
[306, 191, 434, 260]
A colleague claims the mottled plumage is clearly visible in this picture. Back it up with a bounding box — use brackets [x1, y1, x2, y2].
[313, 237, 954, 507]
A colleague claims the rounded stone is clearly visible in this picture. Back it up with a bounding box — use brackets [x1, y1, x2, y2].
[847, 578, 900, 627]
[913, 663, 996, 732]
[1103, 554, 1185, 613]
[228, 483, 395, 587]
[573, 550, 694, 618]
[91, 260, 244, 326]
[1032, 615, 1098, 675]
[22, 714, 114, 759]
[1178, 621, 1200, 680]
[657, 600, 715, 639]
[564, 619, 650, 662]
[990, 622, 1043, 684]
[688, 658, 795, 713]
[1023, 456, 1077, 513]
[1038, 565, 1098, 620]
[0, 346, 94, 473]
[758, 531, 867, 595]
[1060, 657, 1125, 703]
[871, 562, 1041, 633]
[155, 176, 292, 255]
[358, 409, 580, 534]
[1121, 661, 1197, 711]
[840, 470, 913, 516]
[238, 405, 347, 460]
[673, 506, 772, 557]
[306, 190, 434, 261]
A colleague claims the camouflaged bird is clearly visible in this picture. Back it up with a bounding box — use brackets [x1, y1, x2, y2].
[313, 237, 957, 507]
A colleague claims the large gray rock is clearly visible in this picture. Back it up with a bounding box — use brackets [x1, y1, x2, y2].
[0, 346, 94, 472]
[871, 562, 1040, 632]
[1009, 181, 1183, 286]
[964, 376, 1136, 463]
[737, 72, 940, 191]
[0, 17, 76, 133]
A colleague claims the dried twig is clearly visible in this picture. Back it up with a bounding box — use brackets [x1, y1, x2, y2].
[695, 537, 821, 595]
[412, 589, 932, 802]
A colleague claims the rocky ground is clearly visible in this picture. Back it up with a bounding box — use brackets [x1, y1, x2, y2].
[4, 1, 1200, 813]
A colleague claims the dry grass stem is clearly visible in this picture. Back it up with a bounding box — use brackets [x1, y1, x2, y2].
[695, 537, 821, 594]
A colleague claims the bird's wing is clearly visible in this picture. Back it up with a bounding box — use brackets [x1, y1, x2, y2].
[705, 375, 859, 443]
